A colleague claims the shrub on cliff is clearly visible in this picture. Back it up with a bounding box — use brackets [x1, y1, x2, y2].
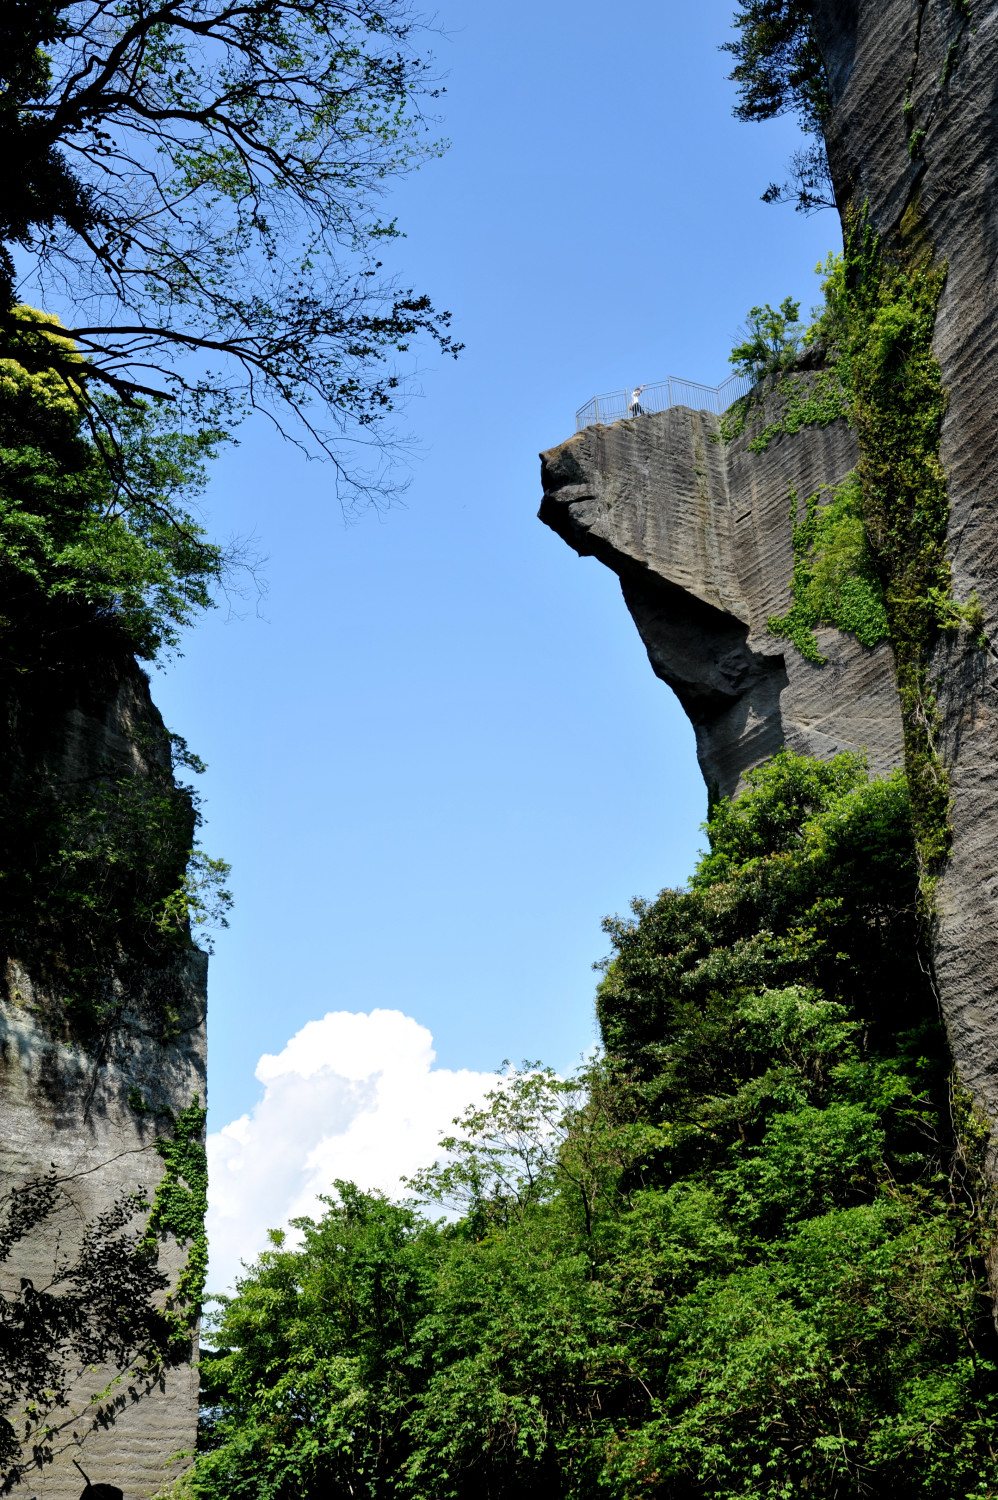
[728, 297, 807, 379]
[0, 310, 231, 1025]
[0, 307, 224, 671]
[184, 752, 998, 1500]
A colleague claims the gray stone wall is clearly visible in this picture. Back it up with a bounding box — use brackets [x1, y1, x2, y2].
[0, 659, 206, 1500]
[813, 0, 998, 1127]
[0, 969, 206, 1500]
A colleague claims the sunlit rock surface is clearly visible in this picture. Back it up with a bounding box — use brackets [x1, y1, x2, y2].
[0, 658, 205, 1500]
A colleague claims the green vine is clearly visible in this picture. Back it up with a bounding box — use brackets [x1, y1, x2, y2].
[767, 472, 889, 663]
[140, 1098, 208, 1340]
[718, 361, 851, 451]
[734, 223, 985, 884]
[835, 211, 957, 878]
[750, 363, 851, 450]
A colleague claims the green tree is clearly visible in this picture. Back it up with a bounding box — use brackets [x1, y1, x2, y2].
[180, 753, 998, 1500]
[195, 1186, 445, 1500]
[729, 296, 806, 381]
[0, 307, 225, 669]
[0, 0, 460, 505]
[723, 2, 836, 213]
[723, 1, 827, 130]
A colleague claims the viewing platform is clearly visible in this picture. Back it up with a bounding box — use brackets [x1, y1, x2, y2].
[575, 370, 754, 432]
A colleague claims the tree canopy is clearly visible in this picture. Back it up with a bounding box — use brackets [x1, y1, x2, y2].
[0, 0, 460, 503]
[182, 752, 998, 1500]
[724, 1, 836, 213]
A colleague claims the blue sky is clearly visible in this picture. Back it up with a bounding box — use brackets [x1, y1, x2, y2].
[151, 0, 836, 1144]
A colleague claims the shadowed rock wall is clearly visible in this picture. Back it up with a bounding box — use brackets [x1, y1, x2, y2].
[539, 399, 904, 799]
[0, 658, 205, 1500]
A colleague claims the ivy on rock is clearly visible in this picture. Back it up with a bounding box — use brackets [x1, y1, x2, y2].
[767, 473, 889, 664]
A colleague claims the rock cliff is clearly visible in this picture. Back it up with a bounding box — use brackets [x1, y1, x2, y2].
[540, 395, 903, 799]
[0, 655, 206, 1500]
[541, 0, 998, 1146]
[812, 0, 998, 1181]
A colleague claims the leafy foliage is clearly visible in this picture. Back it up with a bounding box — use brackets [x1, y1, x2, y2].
[719, 257, 851, 448]
[826, 211, 966, 876]
[142, 1100, 210, 1332]
[728, 296, 806, 380]
[723, 1, 827, 130]
[0, 307, 224, 668]
[734, 360, 852, 451]
[0, 0, 461, 504]
[405, 1064, 580, 1231]
[766, 473, 889, 662]
[180, 753, 998, 1500]
[723, 234, 983, 882]
[723, 2, 835, 213]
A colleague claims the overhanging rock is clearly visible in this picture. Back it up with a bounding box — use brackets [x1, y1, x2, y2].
[539, 400, 904, 800]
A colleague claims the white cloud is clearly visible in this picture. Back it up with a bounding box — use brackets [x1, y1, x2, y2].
[206, 1009, 497, 1294]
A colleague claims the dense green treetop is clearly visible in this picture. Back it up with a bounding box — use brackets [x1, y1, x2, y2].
[182, 752, 998, 1500]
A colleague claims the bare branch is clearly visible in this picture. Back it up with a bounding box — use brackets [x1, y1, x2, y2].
[1, 0, 461, 509]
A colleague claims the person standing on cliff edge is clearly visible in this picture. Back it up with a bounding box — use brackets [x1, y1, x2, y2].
[629, 384, 645, 417]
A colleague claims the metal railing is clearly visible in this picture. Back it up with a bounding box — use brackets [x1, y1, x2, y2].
[575, 370, 755, 432]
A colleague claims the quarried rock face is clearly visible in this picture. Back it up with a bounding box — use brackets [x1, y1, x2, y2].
[813, 0, 998, 1124]
[542, 0, 998, 1140]
[539, 399, 904, 799]
[0, 656, 206, 1500]
[0, 965, 205, 1500]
